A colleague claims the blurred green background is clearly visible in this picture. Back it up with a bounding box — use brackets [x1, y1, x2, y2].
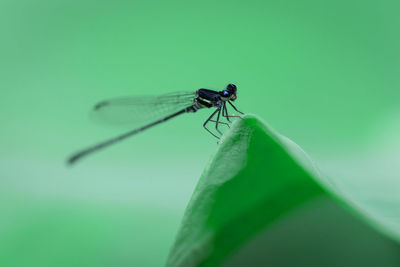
[0, 0, 399, 266]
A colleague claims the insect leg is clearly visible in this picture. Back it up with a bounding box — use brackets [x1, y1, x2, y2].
[223, 102, 242, 120]
[214, 108, 223, 135]
[203, 108, 221, 139]
[228, 101, 244, 115]
[210, 120, 230, 128]
[222, 102, 232, 123]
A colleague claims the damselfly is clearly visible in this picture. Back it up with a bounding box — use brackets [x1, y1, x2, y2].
[67, 83, 244, 165]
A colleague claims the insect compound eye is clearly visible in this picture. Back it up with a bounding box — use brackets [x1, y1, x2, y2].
[227, 83, 237, 94]
[223, 90, 230, 96]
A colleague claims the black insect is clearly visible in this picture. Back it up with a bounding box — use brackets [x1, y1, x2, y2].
[67, 83, 244, 165]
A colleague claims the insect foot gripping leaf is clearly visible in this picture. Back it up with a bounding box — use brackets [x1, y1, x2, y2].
[166, 115, 400, 267]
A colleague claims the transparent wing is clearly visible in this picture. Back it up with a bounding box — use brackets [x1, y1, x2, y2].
[91, 91, 195, 126]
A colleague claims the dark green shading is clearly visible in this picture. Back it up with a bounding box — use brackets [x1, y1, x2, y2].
[166, 115, 325, 266]
[166, 115, 400, 267]
[223, 195, 400, 266]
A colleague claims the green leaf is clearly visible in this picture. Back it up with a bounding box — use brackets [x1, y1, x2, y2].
[166, 115, 400, 267]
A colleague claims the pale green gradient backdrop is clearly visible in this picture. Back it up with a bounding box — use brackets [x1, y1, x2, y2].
[0, 0, 399, 266]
